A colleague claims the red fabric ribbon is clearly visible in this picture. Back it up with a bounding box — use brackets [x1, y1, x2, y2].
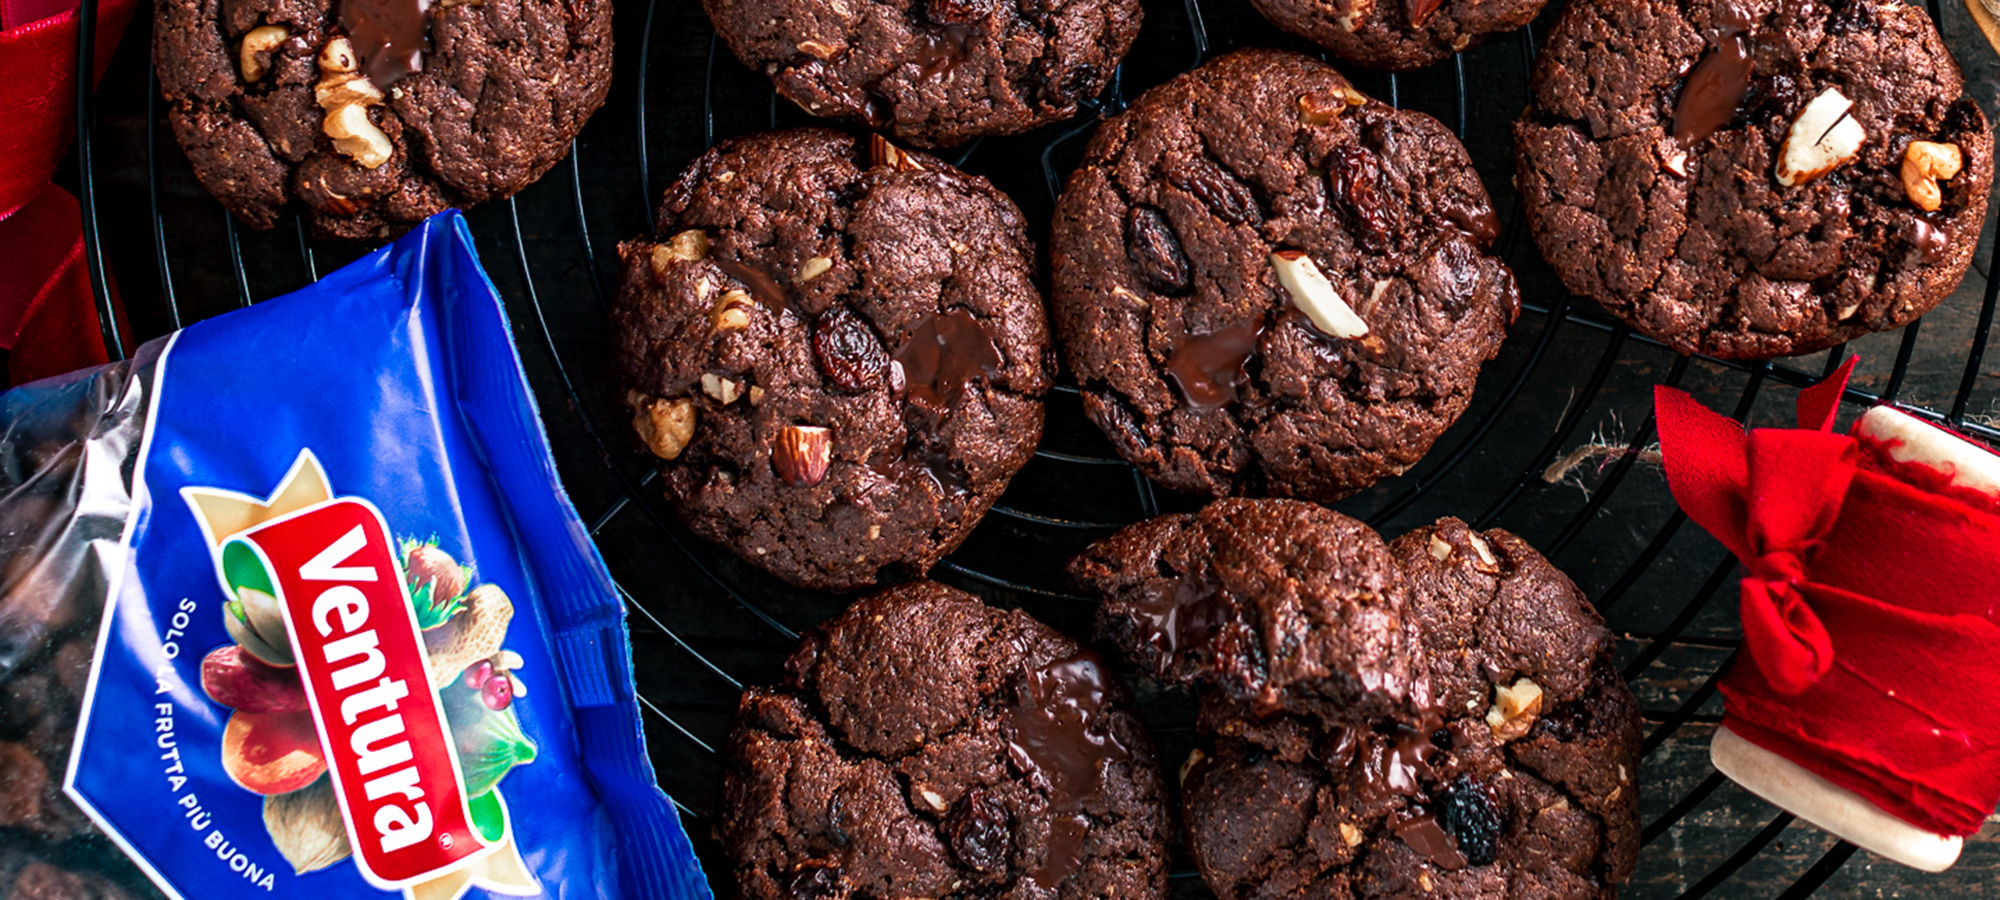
[0, 0, 137, 384]
[1656, 358, 2000, 837]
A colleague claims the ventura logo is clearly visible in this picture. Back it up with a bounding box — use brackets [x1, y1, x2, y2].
[225, 497, 491, 888]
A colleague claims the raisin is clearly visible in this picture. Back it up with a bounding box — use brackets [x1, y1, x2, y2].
[1167, 158, 1260, 226]
[925, 0, 991, 23]
[813, 307, 890, 392]
[1406, 0, 1444, 27]
[1328, 144, 1396, 250]
[786, 865, 845, 900]
[1438, 776, 1502, 867]
[944, 787, 1011, 874]
[1126, 207, 1192, 293]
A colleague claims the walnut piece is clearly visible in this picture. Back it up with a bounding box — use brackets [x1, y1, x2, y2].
[239, 25, 289, 83]
[630, 392, 696, 461]
[1901, 140, 1964, 212]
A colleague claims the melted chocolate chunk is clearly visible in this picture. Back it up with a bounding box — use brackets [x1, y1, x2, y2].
[1358, 720, 1435, 803]
[1164, 321, 1262, 410]
[1128, 577, 1232, 676]
[1444, 201, 1501, 247]
[1671, 1, 1759, 146]
[1394, 813, 1469, 870]
[715, 257, 794, 314]
[1008, 652, 1135, 893]
[894, 309, 1004, 411]
[912, 24, 978, 77]
[338, 0, 431, 87]
[1903, 218, 1951, 267]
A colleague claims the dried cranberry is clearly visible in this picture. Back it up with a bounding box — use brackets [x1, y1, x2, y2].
[943, 787, 1011, 874]
[813, 307, 890, 392]
[1167, 158, 1260, 226]
[1438, 776, 1501, 866]
[1126, 207, 1191, 293]
[480, 674, 514, 710]
[786, 865, 844, 900]
[1328, 144, 1396, 249]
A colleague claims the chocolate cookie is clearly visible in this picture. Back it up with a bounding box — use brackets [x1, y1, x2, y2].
[155, 0, 612, 238]
[1070, 498, 1421, 715]
[611, 129, 1053, 591]
[722, 581, 1171, 900]
[1251, 0, 1549, 72]
[1051, 49, 1518, 504]
[702, 0, 1140, 148]
[1072, 505, 1641, 899]
[1515, 0, 1993, 359]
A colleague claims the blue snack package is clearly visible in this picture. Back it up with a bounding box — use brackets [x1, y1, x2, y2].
[0, 211, 710, 900]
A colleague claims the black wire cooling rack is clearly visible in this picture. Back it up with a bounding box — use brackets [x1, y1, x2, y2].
[59, 0, 2000, 895]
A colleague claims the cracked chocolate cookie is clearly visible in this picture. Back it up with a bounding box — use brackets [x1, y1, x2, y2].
[1070, 498, 1421, 716]
[1072, 505, 1641, 900]
[1051, 49, 1518, 505]
[702, 0, 1140, 148]
[1515, 0, 1993, 359]
[1252, 0, 1549, 72]
[156, 0, 612, 239]
[722, 581, 1171, 900]
[611, 129, 1053, 591]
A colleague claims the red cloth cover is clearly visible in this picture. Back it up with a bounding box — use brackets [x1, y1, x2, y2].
[1655, 358, 2000, 838]
[0, 0, 137, 384]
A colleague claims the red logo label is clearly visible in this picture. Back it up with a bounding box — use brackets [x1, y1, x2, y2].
[231, 498, 489, 888]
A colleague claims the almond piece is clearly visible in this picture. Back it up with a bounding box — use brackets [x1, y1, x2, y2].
[701, 373, 743, 405]
[869, 134, 923, 172]
[773, 425, 831, 487]
[1271, 250, 1369, 339]
[1776, 88, 1866, 187]
[797, 255, 833, 283]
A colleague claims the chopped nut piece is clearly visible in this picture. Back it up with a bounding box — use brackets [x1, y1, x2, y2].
[318, 36, 358, 75]
[1297, 93, 1344, 125]
[1776, 88, 1866, 187]
[1271, 250, 1369, 339]
[631, 393, 696, 461]
[1466, 532, 1501, 572]
[710, 290, 754, 333]
[919, 788, 948, 812]
[323, 104, 392, 169]
[797, 39, 844, 60]
[869, 134, 923, 171]
[797, 256, 833, 283]
[315, 74, 384, 109]
[1485, 677, 1544, 741]
[1664, 150, 1689, 177]
[1179, 749, 1207, 785]
[239, 25, 289, 83]
[1427, 534, 1453, 561]
[1901, 140, 1963, 212]
[773, 425, 831, 487]
[666, 229, 710, 262]
[701, 373, 743, 405]
[1339, 822, 1364, 847]
[748, 385, 767, 405]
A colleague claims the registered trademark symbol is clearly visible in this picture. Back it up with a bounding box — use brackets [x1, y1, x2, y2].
[439, 833, 453, 850]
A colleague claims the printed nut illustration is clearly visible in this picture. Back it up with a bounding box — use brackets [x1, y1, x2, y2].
[199, 539, 537, 874]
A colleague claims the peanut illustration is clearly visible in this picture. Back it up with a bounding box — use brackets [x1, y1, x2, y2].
[423, 584, 513, 689]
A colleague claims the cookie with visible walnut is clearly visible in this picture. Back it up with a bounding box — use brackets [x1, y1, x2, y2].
[1515, 0, 1993, 359]
[610, 129, 1052, 591]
